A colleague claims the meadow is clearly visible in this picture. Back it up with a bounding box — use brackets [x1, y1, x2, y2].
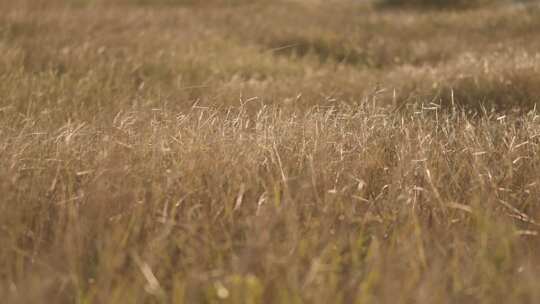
[1, 0, 540, 303]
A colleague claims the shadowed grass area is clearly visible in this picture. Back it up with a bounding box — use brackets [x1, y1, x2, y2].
[377, 0, 506, 9]
[1, 0, 540, 303]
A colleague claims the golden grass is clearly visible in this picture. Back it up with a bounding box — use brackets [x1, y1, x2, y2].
[1, 0, 540, 303]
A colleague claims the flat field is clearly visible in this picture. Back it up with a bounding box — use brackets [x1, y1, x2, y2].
[1, 0, 540, 303]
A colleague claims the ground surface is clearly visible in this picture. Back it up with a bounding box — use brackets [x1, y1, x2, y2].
[1, 0, 540, 303]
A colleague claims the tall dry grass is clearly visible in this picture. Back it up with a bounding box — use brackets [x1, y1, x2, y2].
[1, 0, 540, 303]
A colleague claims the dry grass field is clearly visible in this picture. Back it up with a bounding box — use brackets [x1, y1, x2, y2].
[1, 0, 540, 303]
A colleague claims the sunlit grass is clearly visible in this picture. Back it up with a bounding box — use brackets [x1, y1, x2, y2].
[1, 0, 539, 303]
